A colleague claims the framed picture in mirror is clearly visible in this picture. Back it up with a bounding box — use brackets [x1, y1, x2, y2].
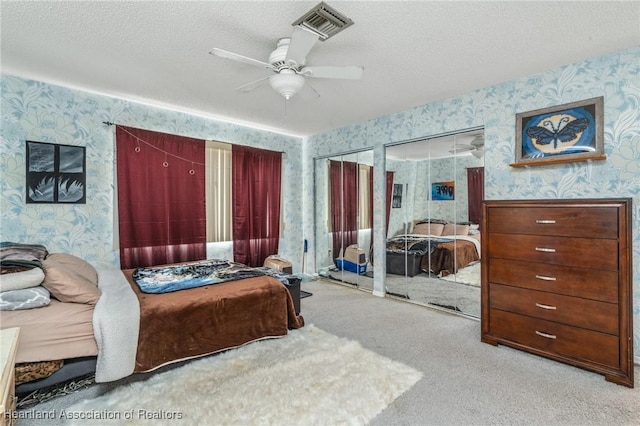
[392, 183, 403, 208]
[432, 181, 455, 201]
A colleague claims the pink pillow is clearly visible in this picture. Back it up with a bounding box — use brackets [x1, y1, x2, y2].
[442, 223, 470, 236]
[413, 222, 444, 236]
[42, 253, 100, 304]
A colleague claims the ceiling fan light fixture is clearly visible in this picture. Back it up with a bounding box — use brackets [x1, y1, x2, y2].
[269, 69, 305, 99]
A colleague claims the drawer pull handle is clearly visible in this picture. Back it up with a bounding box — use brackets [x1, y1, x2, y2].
[535, 274, 556, 281]
[535, 303, 557, 310]
[535, 331, 557, 339]
[535, 220, 556, 224]
[535, 247, 556, 253]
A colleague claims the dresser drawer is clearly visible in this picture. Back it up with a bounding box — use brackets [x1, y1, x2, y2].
[488, 233, 618, 270]
[488, 258, 618, 303]
[486, 206, 618, 238]
[489, 309, 620, 368]
[489, 283, 618, 335]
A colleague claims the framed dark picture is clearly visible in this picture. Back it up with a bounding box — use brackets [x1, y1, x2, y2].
[432, 181, 455, 201]
[512, 96, 605, 167]
[26, 141, 86, 204]
[392, 183, 403, 208]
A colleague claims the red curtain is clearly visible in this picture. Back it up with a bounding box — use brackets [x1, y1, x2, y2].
[116, 126, 206, 269]
[467, 167, 485, 226]
[385, 171, 394, 236]
[329, 160, 359, 262]
[232, 145, 282, 267]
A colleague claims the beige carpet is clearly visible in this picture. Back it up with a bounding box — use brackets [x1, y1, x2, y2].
[325, 266, 481, 317]
[65, 325, 422, 425]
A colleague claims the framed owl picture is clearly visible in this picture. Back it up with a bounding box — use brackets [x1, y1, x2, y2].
[511, 96, 605, 167]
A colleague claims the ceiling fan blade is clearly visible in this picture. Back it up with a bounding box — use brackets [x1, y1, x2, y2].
[449, 144, 475, 153]
[234, 76, 271, 93]
[300, 65, 364, 80]
[209, 48, 274, 70]
[285, 26, 319, 67]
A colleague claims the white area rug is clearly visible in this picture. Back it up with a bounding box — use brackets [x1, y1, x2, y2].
[66, 326, 422, 425]
[439, 261, 480, 287]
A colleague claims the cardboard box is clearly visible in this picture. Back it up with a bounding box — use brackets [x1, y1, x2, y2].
[339, 245, 366, 264]
[263, 255, 293, 274]
[336, 245, 367, 275]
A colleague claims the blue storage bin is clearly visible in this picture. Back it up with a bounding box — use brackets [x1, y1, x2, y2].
[335, 258, 367, 275]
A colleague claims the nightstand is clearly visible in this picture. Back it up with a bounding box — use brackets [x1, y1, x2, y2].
[1, 328, 20, 426]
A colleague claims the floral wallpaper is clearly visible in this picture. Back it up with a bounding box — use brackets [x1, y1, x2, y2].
[305, 46, 640, 358]
[385, 154, 484, 237]
[0, 75, 303, 269]
[1, 45, 639, 358]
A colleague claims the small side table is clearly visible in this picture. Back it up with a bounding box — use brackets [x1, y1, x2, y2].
[1, 328, 20, 426]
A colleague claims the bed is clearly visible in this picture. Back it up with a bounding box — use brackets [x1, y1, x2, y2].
[0, 246, 304, 393]
[386, 220, 481, 277]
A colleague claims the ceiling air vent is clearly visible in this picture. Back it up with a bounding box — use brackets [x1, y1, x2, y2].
[291, 2, 354, 41]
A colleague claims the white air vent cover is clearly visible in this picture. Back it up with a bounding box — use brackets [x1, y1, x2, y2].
[291, 2, 354, 41]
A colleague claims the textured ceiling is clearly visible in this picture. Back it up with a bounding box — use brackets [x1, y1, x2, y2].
[2, 1, 639, 137]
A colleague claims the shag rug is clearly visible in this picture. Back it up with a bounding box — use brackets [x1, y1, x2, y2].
[66, 325, 422, 425]
[438, 261, 481, 287]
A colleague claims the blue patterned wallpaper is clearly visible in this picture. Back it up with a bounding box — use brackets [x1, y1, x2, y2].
[0, 75, 303, 269]
[385, 154, 484, 237]
[305, 46, 640, 357]
[1, 45, 639, 356]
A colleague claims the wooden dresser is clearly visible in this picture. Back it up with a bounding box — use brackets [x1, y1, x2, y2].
[481, 199, 633, 387]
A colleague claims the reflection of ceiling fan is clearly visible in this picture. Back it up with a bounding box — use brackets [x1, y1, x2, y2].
[209, 2, 363, 100]
[449, 135, 485, 158]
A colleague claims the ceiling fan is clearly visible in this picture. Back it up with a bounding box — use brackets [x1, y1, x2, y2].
[209, 9, 363, 100]
[449, 135, 485, 158]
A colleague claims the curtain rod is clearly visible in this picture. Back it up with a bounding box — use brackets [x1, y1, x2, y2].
[103, 121, 285, 155]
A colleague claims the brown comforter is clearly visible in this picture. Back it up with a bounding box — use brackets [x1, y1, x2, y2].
[422, 239, 479, 275]
[123, 269, 304, 372]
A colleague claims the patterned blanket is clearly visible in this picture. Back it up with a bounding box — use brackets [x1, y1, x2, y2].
[133, 259, 290, 294]
[386, 235, 453, 255]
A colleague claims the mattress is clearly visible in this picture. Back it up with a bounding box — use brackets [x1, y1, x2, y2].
[0, 299, 98, 363]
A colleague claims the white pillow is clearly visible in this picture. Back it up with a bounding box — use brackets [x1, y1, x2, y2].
[0, 268, 45, 292]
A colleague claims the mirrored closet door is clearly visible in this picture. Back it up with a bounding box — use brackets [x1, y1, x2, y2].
[314, 150, 374, 292]
[384, 130, 484, 317]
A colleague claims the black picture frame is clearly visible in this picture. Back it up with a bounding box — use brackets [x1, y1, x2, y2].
[26, 141, 86, 204]
[392, 183, 403, 208]
[512, 96, 605, 167]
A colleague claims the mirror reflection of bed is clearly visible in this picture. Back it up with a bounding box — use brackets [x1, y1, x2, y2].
[316, 129, 484, 319]
[383, 129, 484, 317]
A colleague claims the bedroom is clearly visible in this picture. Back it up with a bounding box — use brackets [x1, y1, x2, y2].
[1, 0, 640, 423]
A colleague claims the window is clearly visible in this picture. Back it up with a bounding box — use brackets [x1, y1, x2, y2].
[205, 141, 232, 242]
[358, 164, 371, 229]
